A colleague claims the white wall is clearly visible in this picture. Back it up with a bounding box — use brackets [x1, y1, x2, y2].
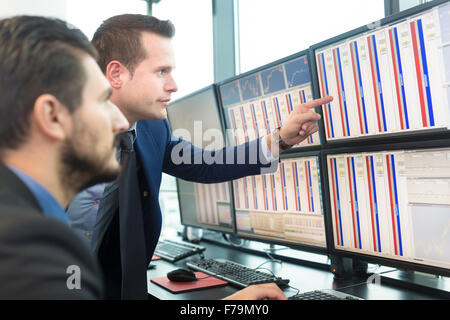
[0, 0, 67, 20]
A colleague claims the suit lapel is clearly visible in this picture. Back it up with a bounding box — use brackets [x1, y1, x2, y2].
[135, 120, 165, 194]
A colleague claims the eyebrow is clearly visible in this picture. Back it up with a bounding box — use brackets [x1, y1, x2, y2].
[157, 64, 174, 71]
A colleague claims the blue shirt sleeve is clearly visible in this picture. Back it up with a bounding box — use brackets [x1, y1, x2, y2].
[66, 183, 106, 240]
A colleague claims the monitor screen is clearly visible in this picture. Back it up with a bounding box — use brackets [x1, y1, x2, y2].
[233, 153, 327, 250]
[314, 1, 450, 142]
[167, 85, 234, 233]
[217, 52, 326, 250]
[218, 52, 321, 149]
[327, 147, 450, 275]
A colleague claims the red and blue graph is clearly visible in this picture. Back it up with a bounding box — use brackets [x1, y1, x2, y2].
[252, 176, 258, 209]
[317, 53, 334, 139]
[410, 19, 435, 128]
[261, 101, 271, 133]
[243, 178, 249, 209]
[270, 174, 277, 211]
[329, 158, 344, 246]
[367, 35, 388, 133]
[332, 47, 351, 136]
[240, 106, 249, 142]
[366, 155, 382, 253]
[281, 163, 288, 211]
[292, 162, 301, 211]
[350, 41, 369, 135]
[262, 176, 269, 210]
[389, 27, 410, 130]
[386, 154, 403, 256]
[347, 157, 362, 249]
[305, 160, 315, 212]
[273, 97, 282, 127]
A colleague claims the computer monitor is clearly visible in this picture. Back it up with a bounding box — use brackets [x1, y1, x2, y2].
[167, 85, 234, 233]
[218, 50, 321, 150]
[231, 151, 327, 251]
[325, 144, 450, 276]
[312, 0, 450, 142]
[311, 0, 450, 278]
[216, 51, 327, 251]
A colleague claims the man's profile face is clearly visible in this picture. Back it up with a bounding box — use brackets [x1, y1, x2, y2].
[118, 32, 178, 123]
[60, 55, 128, 189]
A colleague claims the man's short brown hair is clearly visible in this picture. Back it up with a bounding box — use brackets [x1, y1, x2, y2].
[92, 14, 175, 75]
[0, 16, 97, 153]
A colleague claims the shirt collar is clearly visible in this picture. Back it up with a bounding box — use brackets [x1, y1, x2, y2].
[7, 166, 70, 225]
[129, 123, 137, 141]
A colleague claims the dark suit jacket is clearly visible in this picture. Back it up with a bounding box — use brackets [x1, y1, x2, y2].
[0, 164, 103, 299]
[136, 119, 273, 263]
[94, 119, 275, 298]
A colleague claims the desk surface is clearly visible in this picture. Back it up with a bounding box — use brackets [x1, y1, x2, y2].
[146, 239, 445, 300]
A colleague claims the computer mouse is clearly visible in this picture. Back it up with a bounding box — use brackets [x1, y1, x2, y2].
[166, 268, 198, 282]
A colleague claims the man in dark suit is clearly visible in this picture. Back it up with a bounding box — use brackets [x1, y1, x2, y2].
[67, 14, 332, 299]
[0, 16, 129, 299]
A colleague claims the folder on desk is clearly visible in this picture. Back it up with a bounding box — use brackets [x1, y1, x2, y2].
[150, 272, 228, 294]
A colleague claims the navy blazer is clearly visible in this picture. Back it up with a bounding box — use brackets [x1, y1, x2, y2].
[135, 119, 275, 264]
[94, 119, 275, 298]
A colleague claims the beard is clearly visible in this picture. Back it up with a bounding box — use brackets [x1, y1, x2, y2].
[59, 132, 121, 193]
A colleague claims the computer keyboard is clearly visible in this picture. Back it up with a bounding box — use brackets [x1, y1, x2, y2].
[154, 239, 206, 262]
[288, 290, 362, 300]
[186, 258, 290, 288]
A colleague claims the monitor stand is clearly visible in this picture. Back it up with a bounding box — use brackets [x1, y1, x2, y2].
[183, 226, 203, 243]
[380, 270, 450, 298]
[264, 244, 283, 264]
[329, 256, 368, 279]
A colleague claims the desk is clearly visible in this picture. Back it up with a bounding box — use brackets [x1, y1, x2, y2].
[146, 239, 446, 300]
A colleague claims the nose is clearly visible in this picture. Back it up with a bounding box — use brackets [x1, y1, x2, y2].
[165, 74, 178, 93]
[109, 101, 129, 133]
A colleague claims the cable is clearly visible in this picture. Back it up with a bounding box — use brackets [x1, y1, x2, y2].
[263, 250, 283, 264]
[286, 284, 301, 296]
[252, 259, 281, 275]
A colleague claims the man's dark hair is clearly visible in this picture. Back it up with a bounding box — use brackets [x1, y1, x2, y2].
[0, 15, 98, 153]
[92, 14, 175, 75]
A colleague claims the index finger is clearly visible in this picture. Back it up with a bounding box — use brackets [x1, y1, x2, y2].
[305, 96, 333, 108]
[297, 96, 333, 113]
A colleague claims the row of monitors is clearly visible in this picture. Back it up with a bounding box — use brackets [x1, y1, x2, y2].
[173, 146, 450, 277]
[221, 0, 450, 145]
[166, 0, 450, 277]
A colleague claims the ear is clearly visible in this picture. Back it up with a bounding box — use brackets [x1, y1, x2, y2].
[105, 60, 129, 89]
[32, 94, 72, 142]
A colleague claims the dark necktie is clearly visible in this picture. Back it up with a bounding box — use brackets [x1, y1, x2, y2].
[118, 131, 148, 299]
